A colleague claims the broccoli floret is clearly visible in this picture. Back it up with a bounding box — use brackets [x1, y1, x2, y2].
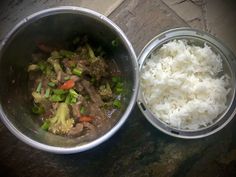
[32, 91, 45, 103]
[99, 82, 113, 100]
[86, 43, 98, 63]
[48, 103, 74, 135]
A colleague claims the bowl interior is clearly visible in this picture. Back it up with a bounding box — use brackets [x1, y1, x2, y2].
[0, 10, 137, 149]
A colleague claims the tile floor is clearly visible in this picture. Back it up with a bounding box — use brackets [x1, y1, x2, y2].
[0, 0, 124, 42]
[0, 0, 235, 53]
[162, 0, 236, 53]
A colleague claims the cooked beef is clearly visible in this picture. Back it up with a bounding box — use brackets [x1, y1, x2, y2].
[89, 102, 106, 120]
[70, 75, 80, 82]
[83, 122, 97, 137]
[88, 102, 111, 135]
[71, 103, 81, 118]
[78, 59, 90, 66]
[81, 79, 104, 106]
[68, 123, 84, 137]
[74, 122, 97, 142]
[75, 82, 84, 93]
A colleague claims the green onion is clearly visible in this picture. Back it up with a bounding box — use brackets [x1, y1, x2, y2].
[69, 89, 79, 98]
[45, 88, 51, 98]
[65, 94, 71, 104]
[80, 106, 86, 114]
[116, 82, 123, 88]
[53, 89, 67, 95]
[41, 121, 50, 131]
[32, 104, 45, 114]
[72, 68, 83, 76]
[64, 76, 70, 81]
[112, 76, 120, 83]
[115, 87, 123, 94]
[111, 39, 119, 47]
[65, 89, 79, 104]
[65, 95, 77, 104]
[36, 81, 42, 93]
[113, 99, 121, 109]
[50, 95, 65, 102]
[71, 97, 77, 103]
[115, 82, 123, 94]
[47, 82, 56, 87]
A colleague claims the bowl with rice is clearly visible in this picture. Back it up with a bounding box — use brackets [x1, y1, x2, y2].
[138, 27, 236, 138]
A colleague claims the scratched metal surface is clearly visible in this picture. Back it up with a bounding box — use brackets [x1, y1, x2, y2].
[0, 0, 236, 177]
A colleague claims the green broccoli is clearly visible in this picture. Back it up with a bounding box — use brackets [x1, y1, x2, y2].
[32, 91, 45, 103]
[99, 82, 113, 100]
[48, 103, 74, 135]
[86, 43, 98, 62]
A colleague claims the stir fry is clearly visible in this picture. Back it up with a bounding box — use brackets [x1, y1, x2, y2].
[28, 37, 124, 138]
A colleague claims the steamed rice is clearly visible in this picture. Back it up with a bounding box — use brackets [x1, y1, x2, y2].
[141, 39, 230, 130]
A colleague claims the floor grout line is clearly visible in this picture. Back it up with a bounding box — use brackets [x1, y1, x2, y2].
[104, 0, 125, 16]
[159, 0, 190, 26]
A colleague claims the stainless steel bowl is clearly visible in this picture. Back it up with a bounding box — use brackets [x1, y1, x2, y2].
[0, 6, 138, 153]
[138, 27, 236, 139]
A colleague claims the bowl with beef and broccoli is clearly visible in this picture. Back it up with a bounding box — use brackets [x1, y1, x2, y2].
[0, 7, 138, 153]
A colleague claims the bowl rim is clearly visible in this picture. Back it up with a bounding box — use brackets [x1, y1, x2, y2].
[0, 6, 139, 154]
[137, 27, 236, 139]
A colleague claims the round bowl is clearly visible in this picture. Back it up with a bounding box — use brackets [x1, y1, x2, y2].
[138, 27, 236, 139]
[0, 6, 138, 153]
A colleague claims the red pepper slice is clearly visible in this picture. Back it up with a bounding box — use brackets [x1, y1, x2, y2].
[79, 116, 93, 122]
[59, 79, 75, 90]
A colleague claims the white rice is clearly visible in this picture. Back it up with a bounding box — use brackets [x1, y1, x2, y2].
[141, 39, 230, 130]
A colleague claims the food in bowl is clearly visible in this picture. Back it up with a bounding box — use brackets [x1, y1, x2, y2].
[141, 39, 231, 130]
[28, 36, 124, 140]
[0, 7, 138, 153]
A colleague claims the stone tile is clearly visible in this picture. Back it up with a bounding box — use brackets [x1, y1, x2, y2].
[162, 0, 205, 29]
[162, 0, 236, 54]
[109, 0, 187, 54]
[81, 0, 124, 16]
[0, 0, 124, 42]
[163, 0, 202, 21]
[204, 0, 236, 53]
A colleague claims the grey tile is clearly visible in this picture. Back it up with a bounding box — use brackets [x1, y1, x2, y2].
[162, 0, 236, 54]
[0, 0, 124, 42]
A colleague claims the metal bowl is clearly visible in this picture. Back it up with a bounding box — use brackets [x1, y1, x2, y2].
[138, 27, 236, 139]
[0, 6, 138, 153]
